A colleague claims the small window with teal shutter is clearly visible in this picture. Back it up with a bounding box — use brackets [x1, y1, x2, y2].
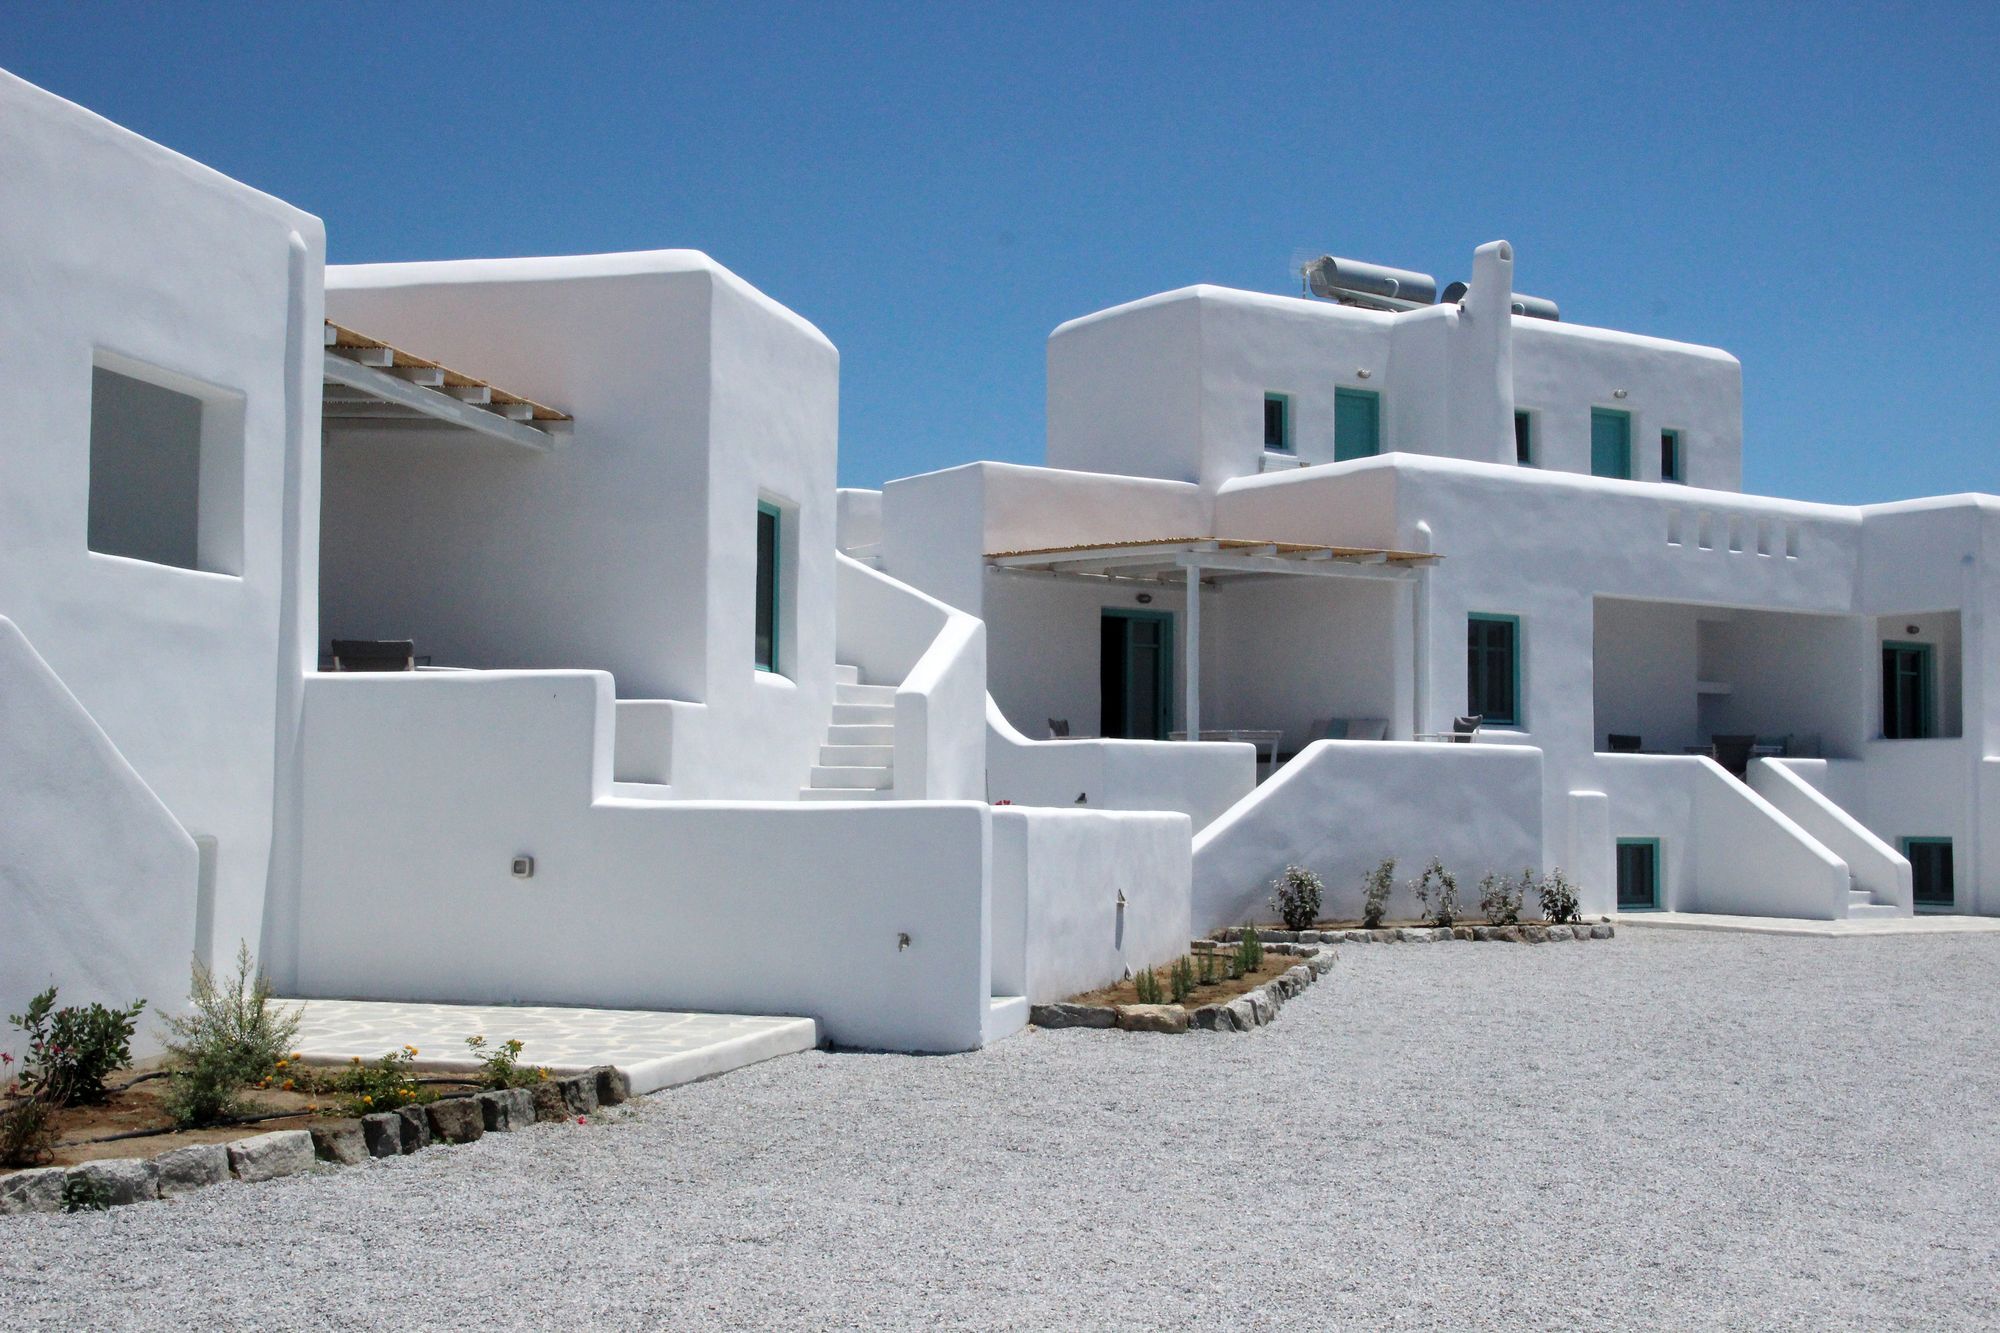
[1591, 407, 1631, 479]
[1661, 428, 1684, 483]
[1466, 613, 1520, 727]
[1263, 393, 1291, 452]
[1334, 387, 1380, 461]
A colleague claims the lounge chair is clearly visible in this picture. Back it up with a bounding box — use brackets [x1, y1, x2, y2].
[1450, 715, 1482, 743]
[1608, 733, 1642, 753]
[330, 639, 416, 672]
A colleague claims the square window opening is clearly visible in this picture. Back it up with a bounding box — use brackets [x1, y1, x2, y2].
[88, 356, 244, 575]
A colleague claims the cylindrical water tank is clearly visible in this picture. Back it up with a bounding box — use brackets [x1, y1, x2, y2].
[1305, 256, 1438, 306]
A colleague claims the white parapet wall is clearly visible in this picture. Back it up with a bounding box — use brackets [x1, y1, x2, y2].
[1192, 740, 1545, 930]
[294, 670, 997, 1052]
[0, 619, 199, 1054]
[986, 697, 1255, 830]
[989, 806, 1193, 1004]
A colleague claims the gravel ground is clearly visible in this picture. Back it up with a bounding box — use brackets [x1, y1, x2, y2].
[5, 928, 1999, 1331]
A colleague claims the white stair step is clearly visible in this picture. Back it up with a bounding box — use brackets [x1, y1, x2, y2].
[799, 786, 895, 801]
[836, 682, 896, 705]
[1848, 889, 1875, 906]
[820, 743, 893, 766]
[833, 663, 860, 686]
[832, 702, 895, 726]
[811, 765, 894, 789]
[984, 995, 1029, 1044]
[827, 723, 895, 745]
[1847, 903, 1905, 920]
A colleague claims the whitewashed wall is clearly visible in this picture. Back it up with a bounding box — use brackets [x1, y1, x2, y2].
[0, 620, 199, 1054]
[0, 71, 325, 986]
[986, 697, 1254, 829]
[323, 253, 839, 800]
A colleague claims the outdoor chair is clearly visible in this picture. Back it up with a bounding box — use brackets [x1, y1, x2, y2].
[330, 639, 416, 672]
[1450, 714, 1482, 743]
[1047, 718, 1070, 738]
[1608, 733, 1642, 753]
[1710, 733, 1757, 778]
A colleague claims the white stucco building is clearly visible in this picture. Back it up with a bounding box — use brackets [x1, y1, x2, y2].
[2, 68, 1994, 1058]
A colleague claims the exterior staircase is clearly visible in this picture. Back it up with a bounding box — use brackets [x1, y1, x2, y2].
[1846, 875, 1903, 920]
[799, 664, 897, 800]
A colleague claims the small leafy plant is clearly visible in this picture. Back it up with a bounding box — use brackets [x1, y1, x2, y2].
[1478, 871, 1523, 926]
[60, 1172, 111, 1214]
[464, 1036, 550, 1090]
[160, 944, 303, 1127]
[1269, 865, 1324, 932]
[1235, 927, 1263, 975]
[320, 1047, 434, 1118]
[1538, 867, 1581, 924]
[1168, 956, 1196, 1005]
[1413, 858, 1460, 927]
[1196, 950, 1216, 986]
[1362, 858, 1396, 929]
[9, 987, 145, 1107]
[0, 1054, 58, 1168]
[1132, 966, 1162, 1005]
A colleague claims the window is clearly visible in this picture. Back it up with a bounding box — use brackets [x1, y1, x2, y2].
[1467, 613, 1520, 727]
[1263, 393, 1291, 452]
[1590, 407, 1631, 479]
[1334, 387, 1380, 461]
[755, 501, 781, 673]
[88, 359, 243, 574]
[1514, 411, 1533, 465]
[1904, 838, 1954, 910]
[1881, 641, 1934, 739]
[1616, 839, 1661, 910]
[1660, 428, 1684, 483]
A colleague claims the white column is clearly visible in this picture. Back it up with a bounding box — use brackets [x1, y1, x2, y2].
[1185, 562, 1201, 738]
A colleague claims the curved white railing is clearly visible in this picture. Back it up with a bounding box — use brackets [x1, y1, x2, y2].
[834, 552, 985, 800]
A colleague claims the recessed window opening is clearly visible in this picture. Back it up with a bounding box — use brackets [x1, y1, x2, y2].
[1784, 524, 1801, 559]
[1666, 508, 1683, 546]
[88, 355, 244, 575]
[1660, 428, 1684, 483]
[1696, 513, 1714, 550]
[1263, 393, 1291, 452]
[1467, 613, 1521, 727]
[1514, 410, 1534, 465]
[1616, 838, 1662, 910]
[1755, 519, 1772, 556]
[755, 500, 783, 674]
[1904, 838, 1954, 910]
[1727, 517, 1744, 553]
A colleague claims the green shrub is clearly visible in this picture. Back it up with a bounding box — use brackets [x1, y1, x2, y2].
[1538, 868, 1581, 924]
[159, 944, 303, 1127]
[0, 1085, 58, 1168]
[464, 1036, 550, 1090]
[1414, 858, 1460, 927]
[1196, 950, 1216, 986]
[324, 1047, 434, 1118]
[1362, 858, 1396, 929]
[1235, 927, 1263, 974]
[1269, 865, 1324, 931]
[1478, 872, 1523, 926]
[1132, 967, 1162, 1005]
[60, 1172, 110, 1214]
[1168, 956, 1195, 1005]
[8, 987, 145, 1107]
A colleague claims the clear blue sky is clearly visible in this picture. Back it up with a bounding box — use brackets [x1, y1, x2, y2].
[5, 2, 1996, 500]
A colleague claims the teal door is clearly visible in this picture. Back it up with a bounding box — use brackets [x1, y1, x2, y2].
[1100, 609, 1173, 739]
[1334, 388, 1381, 461]
[1591, 408, 1632, 479]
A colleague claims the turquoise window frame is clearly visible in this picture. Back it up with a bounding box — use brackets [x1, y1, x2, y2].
[1263, 392, 1292, 452]
[1466, 612, 1522, 727]
[1881, 641, 1935, 739]
[1660, 428, 1684, 483]
[1591, 407, 1632, 479]
[755, 500, 781, 674]
[1101, 607, 1175, 740]
[1334, 387, 1381, 461]
[1514, 410, 1534, 466]
[1901, 836, 1954, 910]
[1616, 838, 1663, 911]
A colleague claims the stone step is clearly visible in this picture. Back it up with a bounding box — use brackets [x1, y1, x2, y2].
[798, 786, 896, 801]
[833, 663, 860, 686]
[831, 702, 895, 726]
[820, 743, 893, 766]
[810, 765, 893, 790]
[836, 682, 896, 705]
[826, 723, 895, 746]
[1846, 903, 1906, 920]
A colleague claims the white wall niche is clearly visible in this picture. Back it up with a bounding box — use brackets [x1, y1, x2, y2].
[87, 351, 246, 578]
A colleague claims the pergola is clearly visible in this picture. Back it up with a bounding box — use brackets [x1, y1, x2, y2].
[984, 537, 1441, 736]
[322, 321, 571, 451]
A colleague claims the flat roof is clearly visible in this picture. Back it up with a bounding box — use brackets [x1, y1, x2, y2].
[985, 537, 1438, 583]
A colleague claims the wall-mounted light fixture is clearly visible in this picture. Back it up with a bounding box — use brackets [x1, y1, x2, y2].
[897, 932, 911, 951]
[1906, 624, 1921, 635]
[1135, 592, 1153, 605]
[1613, 388, 1629, 399]
[1356, 368, 1372, 379]
[511, 855, 535, 879]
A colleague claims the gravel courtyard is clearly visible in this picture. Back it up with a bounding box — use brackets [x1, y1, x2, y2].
[5, 928, 1998, 1331]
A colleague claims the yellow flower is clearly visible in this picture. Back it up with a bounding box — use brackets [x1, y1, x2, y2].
[274, 1059, 287, 1070]
[281, 1079, 295, 1091]
[350, 1056, 362, 1065]
[404, 1045, 418, 1056]
[361, 1094, 373, 1105]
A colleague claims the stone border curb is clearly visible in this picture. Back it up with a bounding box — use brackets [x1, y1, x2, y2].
[1031, 944, 1338, 1035]
[1217, 923, 1616, 945]
[0, 1065, 632, 1217]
